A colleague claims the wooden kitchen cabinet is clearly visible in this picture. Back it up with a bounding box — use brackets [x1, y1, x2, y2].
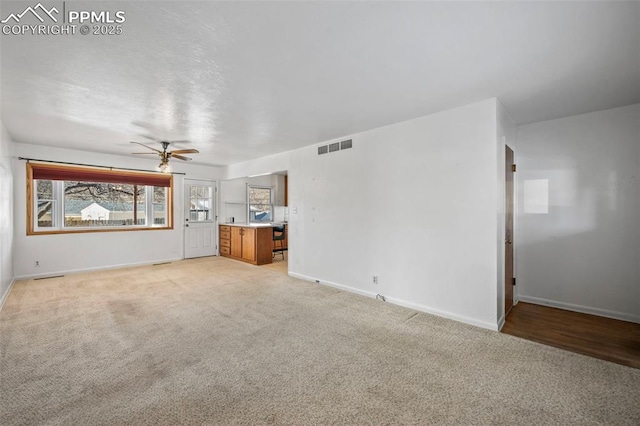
[219, 225, 231, 256]
[230, 226, 243, 258]
[220, 225, 273, 265]
[240, 227, 256, 262]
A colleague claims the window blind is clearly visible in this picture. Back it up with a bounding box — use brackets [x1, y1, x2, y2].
[29, 163, 172, 187]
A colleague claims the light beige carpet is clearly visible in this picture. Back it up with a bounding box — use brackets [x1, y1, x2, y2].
[1, 257, 638, 425]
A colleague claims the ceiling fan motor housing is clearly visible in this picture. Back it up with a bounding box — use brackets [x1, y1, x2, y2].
[130, 140, 198, 164]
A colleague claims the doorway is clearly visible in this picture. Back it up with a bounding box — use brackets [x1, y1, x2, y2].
[184, 179, 217, 259]
[505, 146, 515, 315]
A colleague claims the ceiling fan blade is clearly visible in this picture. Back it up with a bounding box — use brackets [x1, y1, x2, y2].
[139, 134, 158, 141]
[130, 141, 162, 153]
[171, 154, 193, 161]
[131, 152, 159, 155]
[170, 149, 199, 154]
[168, 139, 191, 144]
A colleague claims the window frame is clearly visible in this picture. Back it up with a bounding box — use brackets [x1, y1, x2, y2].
[27, 163, 174, 235]
[33, 179, 59, 232]
[187, 184, 214, 223]
[247, 185, 274, 223]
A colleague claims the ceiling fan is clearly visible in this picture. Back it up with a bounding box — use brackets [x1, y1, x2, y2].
[130, 139, 199, 173]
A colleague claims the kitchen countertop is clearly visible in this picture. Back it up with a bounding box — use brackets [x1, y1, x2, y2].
[222, 222, 287, 228]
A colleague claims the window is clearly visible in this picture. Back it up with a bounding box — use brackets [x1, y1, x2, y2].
[188, 185, 212, 222]
[248, 185, 273, 223]
[153, 186, 168, 225]
[35, 180, 56, 228]
[63, 181, 147, 227]
[27, 163, 173, 235]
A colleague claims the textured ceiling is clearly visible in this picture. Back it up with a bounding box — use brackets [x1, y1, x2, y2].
[1, 1, 639, 166]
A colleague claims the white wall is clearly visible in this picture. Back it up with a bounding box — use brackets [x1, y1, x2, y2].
[220, 177, 251, 223]
[496, 100, 517, 327]
[228, 99, 502, 329]
[0, 123, 15, 307]
[272, 174, 286, 206]
[13, 143, 223, 278]
[516, 104, 640, 322]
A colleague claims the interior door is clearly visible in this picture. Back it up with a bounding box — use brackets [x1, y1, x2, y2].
[184, 180, 217, 259]
[505, 146, 515, 315]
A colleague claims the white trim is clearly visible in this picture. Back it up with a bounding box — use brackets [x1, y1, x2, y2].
[497, 314, 505, 331]
[518, 295, 640, 324]
[383, 296, 499, 331]
[288, 272, 377, 299]
[0, 279, 16, 312]
[289, 272, 500, 331]
[13, 257, 183, 281]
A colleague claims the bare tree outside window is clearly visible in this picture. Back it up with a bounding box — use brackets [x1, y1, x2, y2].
[153, 186, 167, 225]
[36, 180, 54, 227]
[63, 181, 146, 227]
[33, 180, 169, 230]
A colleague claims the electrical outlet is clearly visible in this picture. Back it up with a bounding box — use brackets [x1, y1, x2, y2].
[373, 275, 379, 285]
[34, 260, 40, 267]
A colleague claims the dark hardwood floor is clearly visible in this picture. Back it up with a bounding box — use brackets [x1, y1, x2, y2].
[502, 302, 640, 369]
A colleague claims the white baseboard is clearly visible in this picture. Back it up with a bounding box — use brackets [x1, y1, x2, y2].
[518, 295, 640, 324]
[288, 272, 378, 299]
[14, 257, 184, 281]
[0, 278, 16, 312]
[288, 272, 499, 331]
[384, 296, 499, 331]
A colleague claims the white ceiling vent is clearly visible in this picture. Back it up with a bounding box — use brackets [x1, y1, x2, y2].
[317, 139, 354, 156]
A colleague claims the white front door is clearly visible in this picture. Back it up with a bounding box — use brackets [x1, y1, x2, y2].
[184, 180, 217, 259]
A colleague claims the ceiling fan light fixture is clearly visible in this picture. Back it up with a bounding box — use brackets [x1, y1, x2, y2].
[130, 139, 197, 172]
[158, 160, 171, 174]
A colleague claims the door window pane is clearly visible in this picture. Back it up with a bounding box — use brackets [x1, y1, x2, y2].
[189, 185, 212, 222]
